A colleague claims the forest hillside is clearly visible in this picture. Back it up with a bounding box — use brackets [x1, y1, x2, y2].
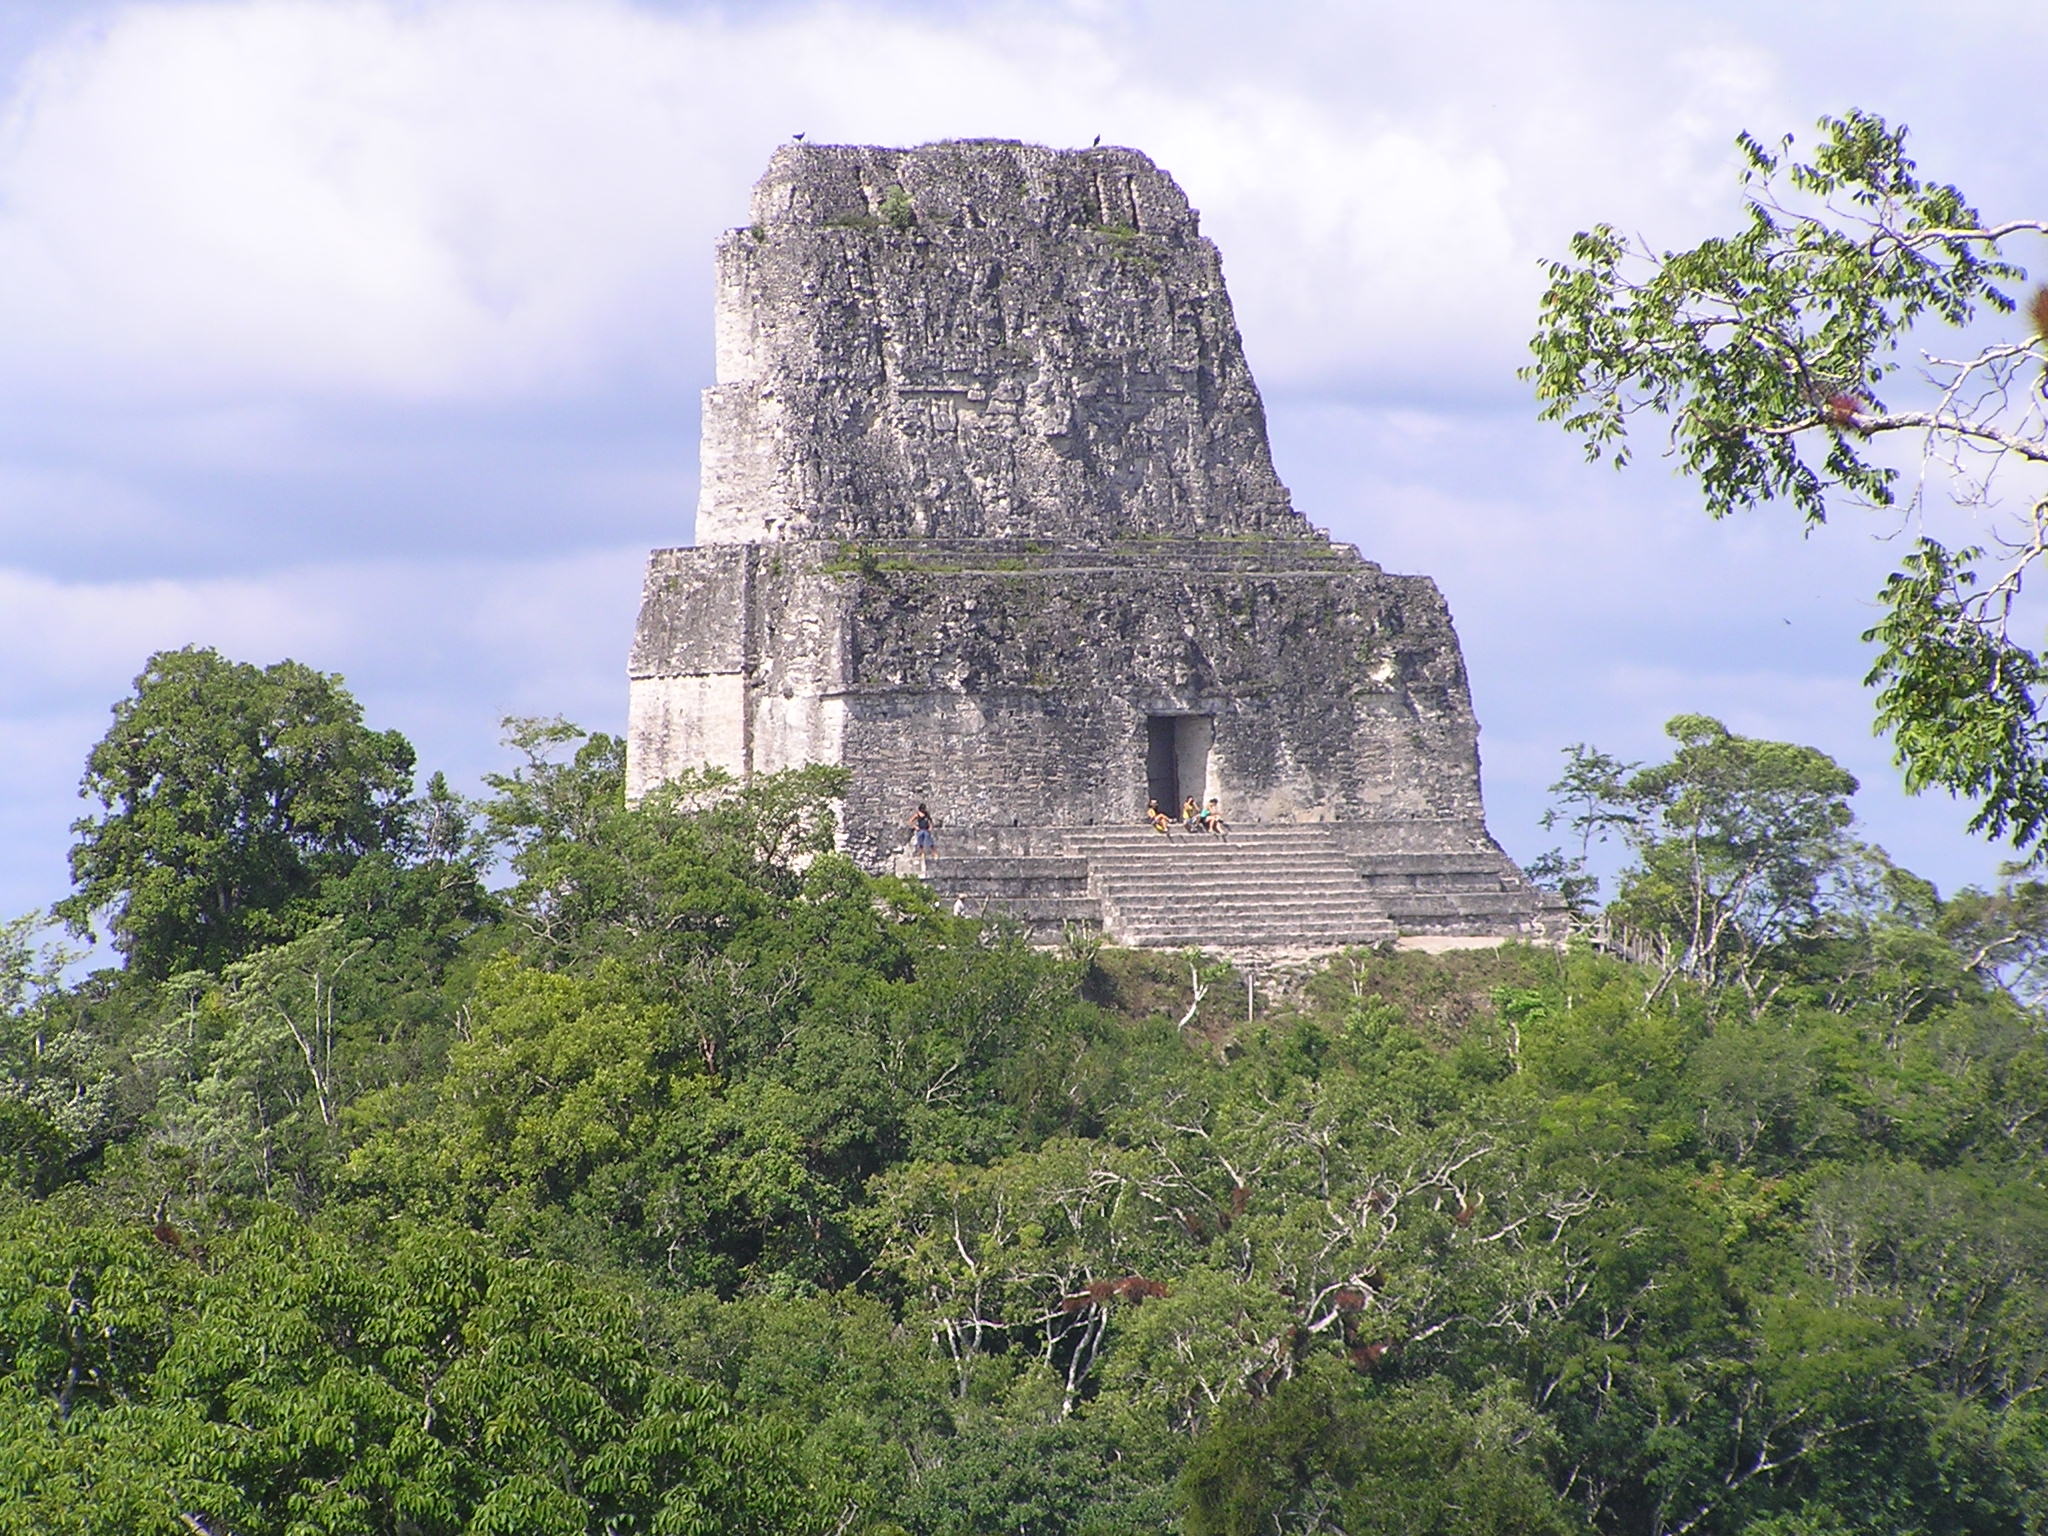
[4, 648, 2047, 1535]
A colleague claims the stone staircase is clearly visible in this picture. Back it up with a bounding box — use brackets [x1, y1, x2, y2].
[917, 851, 1100, 936]
[1345, 851, 1547, 937]
[1072, 826, 1396, 951]
[904, 823, 1563, 955]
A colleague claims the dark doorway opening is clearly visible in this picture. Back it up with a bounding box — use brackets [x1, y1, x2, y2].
[1146, 716, 1180, 811]
[1146, 714, 1214, 814]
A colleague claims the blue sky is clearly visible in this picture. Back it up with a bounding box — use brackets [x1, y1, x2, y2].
[3, 0, 2045, 925]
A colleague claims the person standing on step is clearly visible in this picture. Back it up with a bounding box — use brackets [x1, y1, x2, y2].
[908, 802, 937, 874]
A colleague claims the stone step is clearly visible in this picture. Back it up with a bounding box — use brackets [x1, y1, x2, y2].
[1349, 853, 1512, 877]
[1107, 860, 1365, 872]
[925, 856, 1092, 878]
[1098, 852, 1372, 870]
[1104, 881, 1382, 902]
[1076, 826, 1353, 843]
[1073, 829, 1327, 841]
[898, 822, 1557, 953]
[1100, 878, 1374, 900]
[933, 876, 1097, 901]
[1082, 835, 1346, 849]
[1117, 912, 1393, 931]
[1107, 904, 1393, 927]
[1115, 905, 1394, 921]
[1353, 872, 1513, 893]
[1107, 876, 1375, 895]
[1102, 892, 1391, 915]
[1079, 843, 1370, 862]
[1352, 864, 1511, 881]
[943, 894, 1105, 920]
[1095, 851, 1366, 868]
[1113, 923, 1390, 944]
[1087, 847, 1362, 861]
[1098, 858, 1375, 879]
[1117, 924, 1393, 947]
[1379, 891, 1542, 918]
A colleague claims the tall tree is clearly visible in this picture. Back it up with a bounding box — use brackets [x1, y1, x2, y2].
[1616, 715, 1859, 998]
[56, 647, 415, 979]
[1541, 716, 1860, 999]
[1527, 111, 2048, 854]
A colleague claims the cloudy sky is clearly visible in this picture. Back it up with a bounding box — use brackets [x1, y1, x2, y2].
[3, 0, 2044, 926]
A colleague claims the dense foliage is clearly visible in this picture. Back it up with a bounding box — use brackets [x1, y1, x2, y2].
[6, 655, 2048, 1533]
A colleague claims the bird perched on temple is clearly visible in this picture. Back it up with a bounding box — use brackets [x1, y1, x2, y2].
[792, 130, 806, 142]
[1090, 133, 1101, 147]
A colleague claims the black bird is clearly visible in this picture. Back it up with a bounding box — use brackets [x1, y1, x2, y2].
[1090, 134, 1101, 147]
[793, 131, 806, 142]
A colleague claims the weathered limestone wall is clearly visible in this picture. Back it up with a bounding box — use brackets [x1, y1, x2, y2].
[630, 538, 1486, 863]
[697, 141, 1309, 545]
[626, 544, 854, 796]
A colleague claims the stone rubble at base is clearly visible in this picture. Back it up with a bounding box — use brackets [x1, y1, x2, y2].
[628, 140, 1564, 955]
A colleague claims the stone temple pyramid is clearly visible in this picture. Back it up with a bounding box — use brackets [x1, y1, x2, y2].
[628, 140, 1560, 953]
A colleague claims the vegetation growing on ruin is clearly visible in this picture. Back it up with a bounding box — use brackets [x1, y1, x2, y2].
[1529, 111, 2048, 862]
[879, 185, 917, 232]
[6, 649, 2048, 1534]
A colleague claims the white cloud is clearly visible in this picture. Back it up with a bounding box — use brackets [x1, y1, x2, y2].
[0, 0, 720, 400]
[0, 542, 644, 919]
[0, 457, 177, 546]
[0, 566, 352, 712]
[0, 0, 1840, 411]
[0, 543, 640, 709]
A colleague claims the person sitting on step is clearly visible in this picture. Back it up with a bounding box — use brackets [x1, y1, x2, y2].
[1202, 797, 1230, 838]
[1146, 799, 1173, 836]
[1182, 796, 1202, 834]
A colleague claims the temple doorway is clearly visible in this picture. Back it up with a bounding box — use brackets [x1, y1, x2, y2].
[1146, 714, 1213, 813]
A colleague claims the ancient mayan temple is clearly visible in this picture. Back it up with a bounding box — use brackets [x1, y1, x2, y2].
[628, 141, 1559, 952]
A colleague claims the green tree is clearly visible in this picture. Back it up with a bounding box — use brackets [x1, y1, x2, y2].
[0, 1203, 827, 1535]
[1938, 873, 2048, 1008]
[56, 648, 416, 978]
[27, 651, 2048, 1535]
[1545, 716, 1859, 1000]
[0, 915, 105, 1195]
[1527, 111, 2048, 854]
[1180, 1369, 1576, 1536]
[121, 921, 394, 1207]
[478, 717, 847, 973]
[901, 1419, 1176, 1536]
[1532, 744, 1637, 913]
[1623, 715, 1858, 992]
